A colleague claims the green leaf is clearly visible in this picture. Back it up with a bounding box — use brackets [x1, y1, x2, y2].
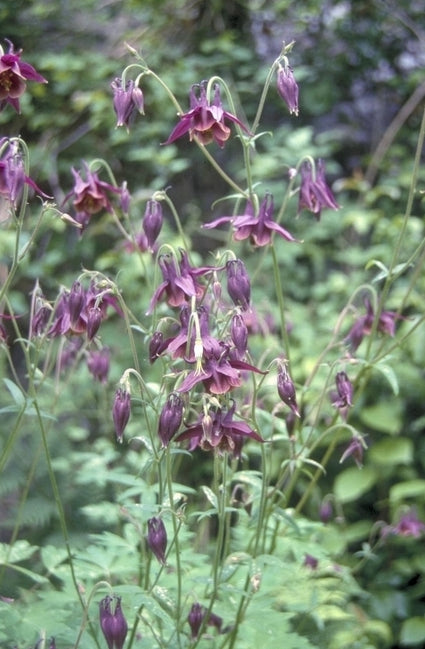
[390, 480, 425, 504]
[334, 467, 377, 503]
[3, 378, 25, 406]
[369, 437, 413, 466]
[201, 485, 218, 508]
[373, 362, 399, 395]
[400, 617, 425, 646]
[360, 401, 402, 434]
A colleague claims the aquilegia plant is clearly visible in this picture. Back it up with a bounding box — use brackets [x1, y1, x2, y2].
[1, 36, 425, 649]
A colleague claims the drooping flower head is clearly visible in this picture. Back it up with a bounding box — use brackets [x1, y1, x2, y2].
[175, 400, 263, 458]
[188, 602, 223, 639]
[277, 362, 300, 417]
[113, 387, 131, 443]
[163, 81, 250, 148]
[0, 138, 50, 219]
[99, 595, 128, 649]
[158, 393, 184, 447]
[148, 249, 213, 313]
[142, 199, 163, 250]
[0, 39, 47, 113]
[277, 63, 299, 116]
[111, 77, 144, 129]
[226, 259, 251, 311]
[63, 161, 129, 230]
[345, 297, 405, 352]
[204, 193, 298, 247]
[332, 371, 353, 420]
[298, 159, 339, 221]
[147, 517, 168, 564]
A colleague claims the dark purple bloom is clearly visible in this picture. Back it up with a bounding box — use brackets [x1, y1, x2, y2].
[149, 330, 165, 363]
[163, 81, 250, 148]
[277, 363, 300, 417]
[111, 77, 144, 129]
[163, 304, 221, 364]
[158, 393, 184, 447]
[142, 199, 163, 250]
[175, 400, 263, 458]
[113, 388, 131, 443]
[63, 161, 128, 230]
[298, 159, 339, 221]
[99, 595, 128, 649]
[177, 342, 266, 395]
[147, 517, 167, 564]
[148, 250, 213, 313]
[340, 436, 365, 468]
[304, 553, 318, 569]
[204, 193, 298, 247]
[87, 347, 110, 383]
[230, 313, 249, 357]
[48, 281, 122, 338]
[69, 281, 85, 329]
[0, 139, 50, 217]
[345, 297, 404, 352]
[277, 63, 299, 116]
[0, 39, 47, 113]
[226, 259, 251, 311]
[188, 603, 223, 639]
[332, 371, 353, 420]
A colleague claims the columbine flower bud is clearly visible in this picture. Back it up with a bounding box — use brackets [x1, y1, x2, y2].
[332, 371, 353, 420]
[226, 259, 251, 311]
[149, 330, 164, 364]
[319, 499, 333, 523]
[69, 281, 85, 328]
[99, 595, 128, 649]
[158, 393, 184, 447]
[87, 347, 110, 383]
[277, 363, 300, 417]
[340, 436, 365, 468]
[113, 387, 131, 443]
[277, 63, 299, 116]
[230, 313, 248, 357]
[87, 306, 103, 340]
[147, 517, 167, 564]
[188, 602, 204, 638]
[111, 77, 144, 130]
[143, 199, 163, 250]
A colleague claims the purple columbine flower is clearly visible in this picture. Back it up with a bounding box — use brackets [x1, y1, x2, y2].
[0, 139, 49, 217]
[304, 553, 318, 569]
[99, 595, 128, 649]
[226, 259, 251, 311]
[113, 388, 131, 443]
[393, 510, 425, 538]
[147, 517, 167, 564]
[345, 297, 404, 352]
[63, 161, 128, 230]
[277, 363, 300, 417]
[230, 313, 249, 358]
[87, 347, 110, 383]
[142, 199, 163, 250]
[157, 393, 184, 447]
[111, 77, 144, 129]
[298, 159, 339, 221]
[277, 63, 299, 116]
[0, 39, 47, 113]
[332, 371, 353, 420]
[188, 603, 223, 639]
[177, 342, 266, 395]
[340, 436, 365, 468]
[204, 193, 298, 247]
[148, 250, 213, 312]
[175, 400, 263, 458]
[163, 81, 250, 148]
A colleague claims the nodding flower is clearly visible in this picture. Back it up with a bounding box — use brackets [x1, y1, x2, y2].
[163, 81, 250, 148]
[0, 39, 47, 113]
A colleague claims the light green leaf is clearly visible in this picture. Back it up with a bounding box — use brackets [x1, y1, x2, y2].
[369, 437, 413, 466]
[390, 480, 425, 504]
[373, 362, 399, 395]
[334, 467, 377, 503]
[3, 378, 25, 406]
[201, 485, 218, 508]
[400, 617, 425, 646]
[360, 401, 402, 435]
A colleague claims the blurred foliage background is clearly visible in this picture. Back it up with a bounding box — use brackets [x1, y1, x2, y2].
[1, 1, 425, 647]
